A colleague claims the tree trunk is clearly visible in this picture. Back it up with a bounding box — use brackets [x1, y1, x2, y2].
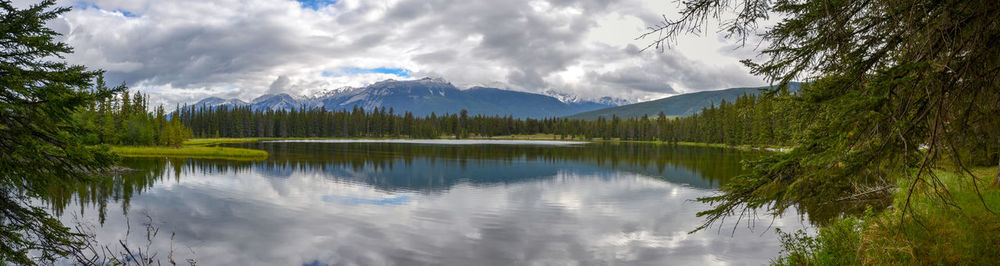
[995, 152, 999, 186]
[992, 139, 1000, 186]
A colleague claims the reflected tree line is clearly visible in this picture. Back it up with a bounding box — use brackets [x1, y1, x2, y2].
[42, 143, 763, 222]
[247, 142, 762, 190]
[44, 159, 182, 223]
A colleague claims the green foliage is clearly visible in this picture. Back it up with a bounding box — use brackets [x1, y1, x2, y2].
[110, 146, 267, 160]
[78, 79, 194, 147]
[770, 167, 1000, 265]
[158, 118, 193, 147]
[642, 0, 1000, 234]
[0, 1, 120, 263]
[856, 168, 1000, 265]
[772, 216, 862, 266]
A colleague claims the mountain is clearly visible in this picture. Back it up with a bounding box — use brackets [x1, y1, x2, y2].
[593, 96, 632, 106]
[317, 77, 465, 115]
[566, 82, 803, 120]
[542, 90, 632, 106]
[251, 93, 307, 111]
[193, 97, 249, 108]
[189, 77, 629, 118]
[315, 78, 622, 118]
[460, 87, 582, 118]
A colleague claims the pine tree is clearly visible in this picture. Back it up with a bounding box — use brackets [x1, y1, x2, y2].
[643, 0, 1000, 230]
[0, 1, 122, 263]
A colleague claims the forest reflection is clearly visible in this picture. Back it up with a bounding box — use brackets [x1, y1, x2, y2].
[44, 142, 768, 224]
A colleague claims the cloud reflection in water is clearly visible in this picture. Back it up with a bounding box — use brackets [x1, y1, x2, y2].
[54, 143, 805, 265]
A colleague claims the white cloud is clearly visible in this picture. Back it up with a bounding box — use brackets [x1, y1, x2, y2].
[42, 0, 766, 107]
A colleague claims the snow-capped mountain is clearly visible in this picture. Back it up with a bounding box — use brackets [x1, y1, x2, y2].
[594, 96, 632, 106]
[542, 90, 584, 103]
[189, 77, 629, 118]
[251, 93, 305, 111]
[317, 77, 464, 113]
[309, 86, 357, 100]
[542, 89, 633, 106]
[193, 97, 249, 108]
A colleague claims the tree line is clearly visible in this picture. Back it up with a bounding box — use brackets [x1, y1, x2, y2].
[175, 90, 801, 147]
[77, 76, 192, 147]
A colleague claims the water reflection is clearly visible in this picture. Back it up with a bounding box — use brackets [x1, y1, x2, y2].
[240, 142, 762, 191]
[50, 142, 806, 265]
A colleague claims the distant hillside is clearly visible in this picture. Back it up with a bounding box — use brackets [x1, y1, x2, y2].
[566, 83, 802, 120]
[190, 77, 632, 118]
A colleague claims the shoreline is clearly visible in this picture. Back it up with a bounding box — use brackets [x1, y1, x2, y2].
[182, 136, 792, 152]
[110, 136, 788, 161]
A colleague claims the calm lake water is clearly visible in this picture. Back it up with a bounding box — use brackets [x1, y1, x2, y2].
[51, 140, 809, 265]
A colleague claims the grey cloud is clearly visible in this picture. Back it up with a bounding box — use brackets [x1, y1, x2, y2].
[66, 11, 320, 88]
[560, 43, 760, 97]
[592, 67, 677, 94]
[654, 50, 760, 91]
[384, 0, 433, 22]
[374, 0, 655, 90]
[56, 0, 762, 107]
[352, 33, 389, 49]
[413, 50, 457, 64]
[268, 75, 291, 94]
[507, 69, 547, 90]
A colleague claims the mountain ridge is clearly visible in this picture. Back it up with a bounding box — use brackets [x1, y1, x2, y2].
[190, 77, 631, 118]
[565, 82, 804, 120]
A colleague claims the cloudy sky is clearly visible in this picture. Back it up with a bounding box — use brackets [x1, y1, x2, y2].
[25, 0, 765, 107]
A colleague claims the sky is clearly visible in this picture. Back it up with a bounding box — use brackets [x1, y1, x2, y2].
[20, 0, 766, 108]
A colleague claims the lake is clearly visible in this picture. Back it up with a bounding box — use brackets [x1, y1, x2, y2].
[51, 140, 809, 265]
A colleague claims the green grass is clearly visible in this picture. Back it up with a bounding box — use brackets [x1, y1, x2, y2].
[773, 166, 1000, 265]
[182, 138, 275, 146]
[110, 146, 268, 160]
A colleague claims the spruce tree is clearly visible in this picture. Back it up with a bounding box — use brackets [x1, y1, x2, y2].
[0, 1, 121, 263]
[641, 0, 1000, 230]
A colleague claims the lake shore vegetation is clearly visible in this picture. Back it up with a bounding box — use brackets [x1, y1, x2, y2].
[109, 146, 268, 160]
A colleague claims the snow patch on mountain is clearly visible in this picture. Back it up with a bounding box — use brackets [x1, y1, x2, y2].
[252, 93, 303, 111]
[595, 96, 632, 106]
[542, 90, 632, 106]
[194, 97, 249, 107]
[309, 86, 357, 99]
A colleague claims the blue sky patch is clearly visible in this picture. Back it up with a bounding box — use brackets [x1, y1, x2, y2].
[114, 9, 139, 18]
[75, 1, 139, 17]
[297, 0, 338, 10]
[73, 1, 100, 11]
[323, 67, 412, 78]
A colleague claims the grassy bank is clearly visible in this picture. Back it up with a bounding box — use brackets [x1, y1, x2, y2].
[773, 166, 1000, 265]
[182, 137, 276, 146]
[182, 136, 770, 151]
[110, 146, 268, 160]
